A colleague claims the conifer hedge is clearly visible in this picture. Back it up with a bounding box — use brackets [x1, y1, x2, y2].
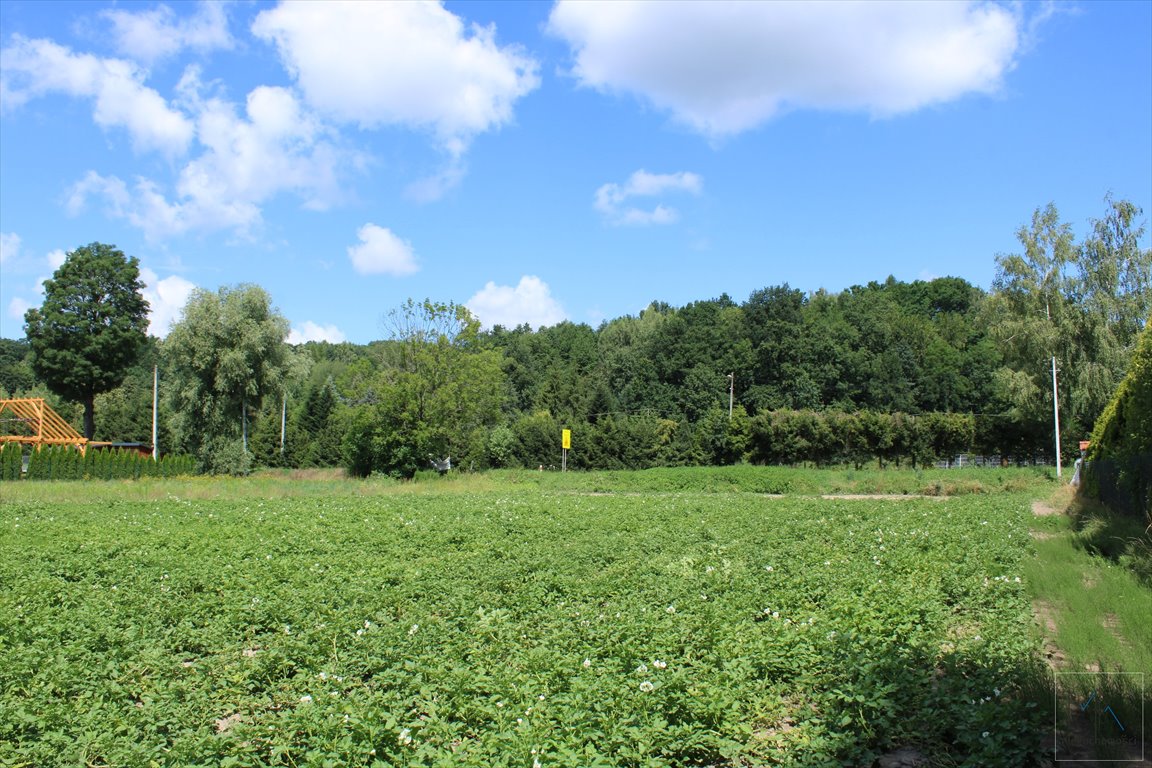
[0, 445, 195, 481]
[0, 442, 23, 481]
[1085, 323, 1152, 518]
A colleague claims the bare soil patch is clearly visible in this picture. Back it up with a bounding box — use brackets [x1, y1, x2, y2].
[1101, 612, 1135, 652]
[820, 494, 945, 500]
[215, 713, 243, 734]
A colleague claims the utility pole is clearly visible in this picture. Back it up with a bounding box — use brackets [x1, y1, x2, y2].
[152, 365, 158, 461]
[1044, 296, 1061, 478]
[1052, 355, 1061, 478]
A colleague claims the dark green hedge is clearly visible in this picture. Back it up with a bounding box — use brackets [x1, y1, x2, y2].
[1085, 323, 1151, 518]
[483, 409, 974, 473]
[746, 410, 974, 469]
[0, 444, 195, 481]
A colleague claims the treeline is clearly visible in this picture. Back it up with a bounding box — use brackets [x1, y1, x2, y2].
[2, 197, 1148, 476]
[224, 284, 996, 474]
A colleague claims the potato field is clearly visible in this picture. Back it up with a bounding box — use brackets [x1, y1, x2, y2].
[0, 477, 1051, 767]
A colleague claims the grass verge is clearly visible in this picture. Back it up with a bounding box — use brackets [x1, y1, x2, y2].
[0, 463, 1058, 504]
[1025, 486, 1151, 762]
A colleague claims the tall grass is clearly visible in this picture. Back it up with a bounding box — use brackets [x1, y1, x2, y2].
[0, 464, 1057, 505]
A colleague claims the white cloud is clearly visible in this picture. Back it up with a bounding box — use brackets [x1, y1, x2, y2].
[24, 250, 68, 301]
[548, 1, 1021, 137]
[140, 268, 196, 337]
[404, 160, 467, 204]
[67, 81, 346, 240]
[595, 170, 702, 225]
[3, 249, 66, 326]
[466, 275, 567, 330]
[252, 0, 539, 156]
[288, 321, 347, 345]
[0, 36, 194, 155]
[347, 224, 418, 276]
[102, 1, 233, 66]
[7, 297, 32, 323]
[0, 232, 19, 264]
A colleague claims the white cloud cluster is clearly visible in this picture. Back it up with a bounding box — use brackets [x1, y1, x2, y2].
[102, 1, 233, 65]
[6, 297, 32, 324]
[252, 1, 540, 157]
[347, 224, 418, 276]
[4, 253, 193, 338]
[595, 170, 702, 225]
[548, 0, 1021, 136]
[67, 79, 345, 240]
[467, 275, 566, 330]
[2, 1, 541, 242]
[4, 248, 69, 325]
[288, 321, 347, 345]
[140, 268, 196, 338]
[0, 232, 19, 264]
[0, 35, 194, 155]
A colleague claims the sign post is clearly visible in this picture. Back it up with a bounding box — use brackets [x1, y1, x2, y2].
[562, 428, 571, 472]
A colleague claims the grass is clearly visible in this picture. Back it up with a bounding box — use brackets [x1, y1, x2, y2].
[0, 463, 1059, 504]
[1066, 490, 1152, 587]
[1, 467, 1058, 767]
[1024, 486, 1152, 761]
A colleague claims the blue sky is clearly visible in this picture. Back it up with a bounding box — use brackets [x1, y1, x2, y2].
[1, 0, 1149, 344]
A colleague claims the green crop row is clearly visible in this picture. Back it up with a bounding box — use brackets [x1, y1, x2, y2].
[0, 490, 1049, 767]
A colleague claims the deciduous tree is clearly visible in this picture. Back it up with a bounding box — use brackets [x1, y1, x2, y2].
[162, 284, 290, 472]
[342, 300, 505, 477]
[1071, 195, 1152, 429]
[23, 242, 149, 439]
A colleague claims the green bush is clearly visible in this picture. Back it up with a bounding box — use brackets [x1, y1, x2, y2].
[1085, 323, 1151, 519]
[198, 438, 252, 476]
[0, 442, 23, 481]
[748, 410, 975, 468]
[10, 444, 194, 481]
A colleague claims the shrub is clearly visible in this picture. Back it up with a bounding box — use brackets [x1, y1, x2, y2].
[1085, 323, 1151, 519]
[0, 442, 23, 480]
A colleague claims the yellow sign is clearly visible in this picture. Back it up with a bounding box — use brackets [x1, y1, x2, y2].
[562, 429, 571, 450]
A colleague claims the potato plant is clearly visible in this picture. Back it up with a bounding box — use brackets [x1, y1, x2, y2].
[0, 489, 1048, 766]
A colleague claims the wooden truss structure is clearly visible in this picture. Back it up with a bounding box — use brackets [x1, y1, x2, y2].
[0, 398, 87, 450]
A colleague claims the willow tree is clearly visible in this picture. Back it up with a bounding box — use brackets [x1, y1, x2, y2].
[988, 197, 1152, 456]
[23, 243, 149, 439]
[1071, 195, 1152, 429]
[162, 284, 290, 473]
